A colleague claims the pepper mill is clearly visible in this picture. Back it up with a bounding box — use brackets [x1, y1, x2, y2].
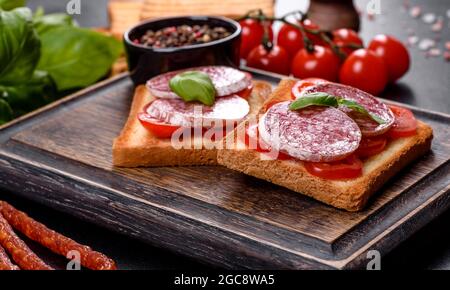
[306, 0, 360, 31]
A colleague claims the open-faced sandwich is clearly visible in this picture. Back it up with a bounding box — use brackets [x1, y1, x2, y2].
[217, 79, 433, 211]
[113, 66, 272, 166]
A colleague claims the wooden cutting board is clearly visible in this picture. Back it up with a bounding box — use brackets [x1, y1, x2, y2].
[0, 72, 449, 269]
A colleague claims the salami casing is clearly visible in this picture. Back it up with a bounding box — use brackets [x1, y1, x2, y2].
[259, 101, 362, 162]
[145, 94, 250, 127]
[301, 83, 395, 136]
[147, 66, 252, 99]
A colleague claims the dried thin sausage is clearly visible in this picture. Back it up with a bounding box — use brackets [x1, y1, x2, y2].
[0, 212, 52, 270]
[0, 244, 19, 270]
[0, 202, 116, 270]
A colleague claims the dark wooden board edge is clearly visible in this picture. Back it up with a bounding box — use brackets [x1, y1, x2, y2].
[0, 149, 448, 269]
[0, 72, 449, 269]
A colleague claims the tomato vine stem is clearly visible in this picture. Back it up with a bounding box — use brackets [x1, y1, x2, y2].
[238, 10, 349, 60]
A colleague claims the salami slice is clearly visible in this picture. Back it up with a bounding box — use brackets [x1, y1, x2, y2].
[259, 101, 362, 162]
[145, 95, 250, 127]
[301, 83, 395, 136]
[147, 66, 252, 99]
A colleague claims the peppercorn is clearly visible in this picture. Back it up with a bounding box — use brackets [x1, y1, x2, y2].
[136, 24, 231, 48]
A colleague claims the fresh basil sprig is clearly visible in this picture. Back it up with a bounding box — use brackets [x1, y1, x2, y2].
[289, 92, 386, 125]
[169, 71, 216, 106]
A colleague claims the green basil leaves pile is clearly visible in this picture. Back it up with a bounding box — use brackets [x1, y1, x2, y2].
[169, 71, 216, 106]
[290, 92, 386, 124]
[0, 5, 123, 125]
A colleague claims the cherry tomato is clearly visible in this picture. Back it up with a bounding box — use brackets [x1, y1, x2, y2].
[244, 123, 292, 160]
[387, 105, 417, 139]
[138, 112, 181, 138]
[356, 136, 387, 158]
[368, 34, 410, 83]
[277, 19, 323, 60]
[277, 24, 304, 60]
[239, 19, 274, 59]
[304, 155, 363, 180]
[291, 78, 328, 99]
[332, 28, 364, 56]
[302, 19, 324, 46]
[339, 48, 388, 95]
[291, 45, 341, 82]
[246, 44, 290, 75]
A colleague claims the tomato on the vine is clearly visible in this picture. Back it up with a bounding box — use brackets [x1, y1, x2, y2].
[332, 28, 364, 56]
[302, 19, 324, 46]
[339, 48, 388, 95]
[291, 45, 341, 82]
[246, 44, 290, 75]
[277, 19, 324, 60]
[277, 24, 304, 60]
[239, 19, 274, 59]
[387, 105, 417, 139]
[304, 155, 363, 180]
[368, 34, 410, 83]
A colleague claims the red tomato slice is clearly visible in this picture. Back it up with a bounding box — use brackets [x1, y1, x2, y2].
[304, 155, 363, 180]
[291, 78, 329, 99]
[138, 112, 181, 138]
[356, 136, 387, 158]
[244, 123, 292, 160]
[236, 83, 254, 99]
[387, 105, 417, 139]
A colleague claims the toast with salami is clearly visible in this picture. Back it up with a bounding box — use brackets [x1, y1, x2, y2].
[113, 66, 272, 167]
[217, 79, 433, 211]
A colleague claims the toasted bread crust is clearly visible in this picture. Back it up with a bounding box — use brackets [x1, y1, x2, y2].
[217, 79, 434, 211]
[113, 81, 272, 167]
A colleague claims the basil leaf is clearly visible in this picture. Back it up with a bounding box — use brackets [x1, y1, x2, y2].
[0, 0, 25, 11]
[1, 70, 56, 114]
[33, 7, 77, 35]
[37, 26, 123, 91]
[0, 8, 41, 86]
[289, 92, 338, 110]
[338, 99, 386, 124]
[0, 98, 13, 125]
[289, 92, 386, 125]
[169, 71, 216, 106]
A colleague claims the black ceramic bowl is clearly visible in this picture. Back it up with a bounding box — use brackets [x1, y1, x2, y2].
[124, 16, 242, 85]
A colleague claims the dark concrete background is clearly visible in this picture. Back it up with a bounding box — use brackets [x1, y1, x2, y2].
[6, 0, 449, 270]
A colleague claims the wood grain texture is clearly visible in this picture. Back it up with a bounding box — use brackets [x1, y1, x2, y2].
[0, 74, 449, 269]
[141, 0, 274, 20]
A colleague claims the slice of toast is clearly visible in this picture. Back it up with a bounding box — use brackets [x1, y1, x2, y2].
[217, 79, 434, 211]
[113, 81, 272, 167]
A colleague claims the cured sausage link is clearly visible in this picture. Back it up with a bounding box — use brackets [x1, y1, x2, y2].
[0, 244, 19, 270]
[0, 202, 117, 270]
[0, 212, 52, 270]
